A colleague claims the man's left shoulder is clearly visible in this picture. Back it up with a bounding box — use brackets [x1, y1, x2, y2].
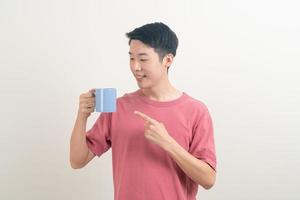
[183, 93, 209, 112]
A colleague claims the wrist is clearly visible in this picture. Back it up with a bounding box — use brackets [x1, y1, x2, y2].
[163, 137, 178, 153]
[77, 111, 88, 122]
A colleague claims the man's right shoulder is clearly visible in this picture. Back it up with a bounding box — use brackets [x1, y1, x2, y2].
[117, 89, 140, 103]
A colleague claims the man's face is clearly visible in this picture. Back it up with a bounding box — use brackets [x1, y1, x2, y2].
[129, 40, 169, 89]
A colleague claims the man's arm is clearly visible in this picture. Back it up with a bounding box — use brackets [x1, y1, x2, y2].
[134, 110, 216, 189]
[69, 113, 95, 169]
[164, 139, 216, 189]
[69, 89, 96, 169]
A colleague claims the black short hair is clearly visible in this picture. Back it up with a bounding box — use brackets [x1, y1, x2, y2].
[126, 22, 179, 61]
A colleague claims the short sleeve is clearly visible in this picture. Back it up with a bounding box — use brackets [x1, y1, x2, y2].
[189, 107, 217, 171]
[86, 112, 112, 157]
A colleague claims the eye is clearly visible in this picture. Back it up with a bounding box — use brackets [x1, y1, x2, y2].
[140, 59, 148, 62]
[130, 57, 134, 61]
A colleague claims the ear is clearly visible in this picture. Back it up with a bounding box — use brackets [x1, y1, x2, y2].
[163, 53, 174, 69]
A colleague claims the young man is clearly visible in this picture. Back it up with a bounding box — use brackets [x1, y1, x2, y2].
[70, 22, 217, 200]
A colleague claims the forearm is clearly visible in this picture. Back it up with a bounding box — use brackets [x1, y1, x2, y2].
[164, 139, 216, 189]
[69, 113, 90, 167]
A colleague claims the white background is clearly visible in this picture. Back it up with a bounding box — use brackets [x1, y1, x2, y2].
[1, 0, 299, 199]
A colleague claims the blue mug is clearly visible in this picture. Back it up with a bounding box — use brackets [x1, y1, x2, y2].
[95, 88, 117, 112]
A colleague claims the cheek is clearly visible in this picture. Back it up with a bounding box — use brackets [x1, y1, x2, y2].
[129, 65, 134, 72]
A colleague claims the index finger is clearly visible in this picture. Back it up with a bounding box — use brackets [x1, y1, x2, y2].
[87, 89, 95, 97]
[134, 111, 157, 124]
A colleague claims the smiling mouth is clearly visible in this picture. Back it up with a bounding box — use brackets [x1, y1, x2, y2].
[136, 75, 147, 79]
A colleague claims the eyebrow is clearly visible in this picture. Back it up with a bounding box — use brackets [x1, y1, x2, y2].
[128, 52, 149, 56]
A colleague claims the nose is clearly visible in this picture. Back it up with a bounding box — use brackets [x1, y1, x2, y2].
[132, 61, 141, 71]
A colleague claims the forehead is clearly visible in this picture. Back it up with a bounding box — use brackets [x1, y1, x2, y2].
[129, 40, 156, 56]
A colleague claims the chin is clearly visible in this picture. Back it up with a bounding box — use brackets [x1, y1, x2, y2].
[137, 82, 151, 89]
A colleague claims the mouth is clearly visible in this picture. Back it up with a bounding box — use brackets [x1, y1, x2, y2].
[135, 75, 147, 80]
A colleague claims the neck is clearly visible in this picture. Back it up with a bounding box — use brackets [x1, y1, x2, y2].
[141, 76, 182, 101]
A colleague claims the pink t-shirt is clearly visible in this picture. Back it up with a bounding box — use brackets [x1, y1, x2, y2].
[86, 89, 216, 200]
